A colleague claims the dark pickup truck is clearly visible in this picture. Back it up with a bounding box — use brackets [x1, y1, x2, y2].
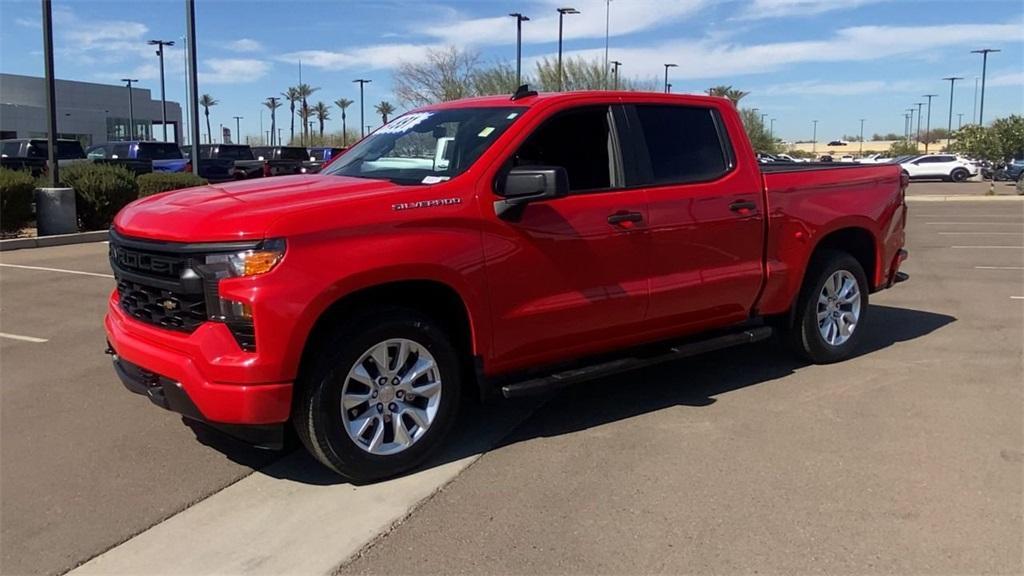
[182, 144, 257, 181]
[0, 138, 89, 176]
[251, 146, 309, 176]
[305, 146, 347, 173]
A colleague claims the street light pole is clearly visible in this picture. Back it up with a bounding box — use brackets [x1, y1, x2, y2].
[769, 118, 775, 141]
[942, 76, 963, 149]
[812, 119, 818, 155]
[121, 79, 138, 139]
[603, 0, 611, 89]
[610, 60, 621, 90]
[858, 118, 865, 155]
[922, 94, 937, 153]
[971, 48, 1000, 125]
[905, 109, 915, 143]
[556, 7, 579, 92]
[957, 113, 963, 130]
[914, 102, 924, 149]
[233, 115, 243, 144]
[41, 0, 59, 187]
[148, 40, 175, 142]
[663, 63, 677, 94]
[353, 79, 371, 138]
[508, 13, 530, 87]
[185, 0, 201, 175]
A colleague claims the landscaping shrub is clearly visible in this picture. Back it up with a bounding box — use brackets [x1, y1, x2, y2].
[137, 172, 208, 198]
[0, 168, 36, 233]
[58, 162, 138, 230]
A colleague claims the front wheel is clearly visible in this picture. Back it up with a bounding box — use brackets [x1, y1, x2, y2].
[294, 308, 462, 482]
[785, 250, 869, 364]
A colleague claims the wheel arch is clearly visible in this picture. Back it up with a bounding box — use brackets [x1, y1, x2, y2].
[811, 226, 878, 289]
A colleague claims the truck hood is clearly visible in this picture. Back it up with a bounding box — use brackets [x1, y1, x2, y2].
[114, 175, 397, 242]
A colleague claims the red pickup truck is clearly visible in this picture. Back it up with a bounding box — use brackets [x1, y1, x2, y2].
[106, 90, 908, 481]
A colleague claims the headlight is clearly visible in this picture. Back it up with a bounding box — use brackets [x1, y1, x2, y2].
[203, 239, 286, 278]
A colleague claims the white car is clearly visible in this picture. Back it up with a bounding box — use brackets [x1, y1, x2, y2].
[775, 153, 805, 163]
[899, 154, 978, 182]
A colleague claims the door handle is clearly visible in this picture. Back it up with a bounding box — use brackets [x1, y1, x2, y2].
[607, 211, 643, 225]
[729, 200, 758, 213]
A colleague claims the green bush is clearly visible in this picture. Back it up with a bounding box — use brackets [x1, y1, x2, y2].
[137, 172, 208, 198]
[0, 168, 36, 233]
[58, 163, 138, 230]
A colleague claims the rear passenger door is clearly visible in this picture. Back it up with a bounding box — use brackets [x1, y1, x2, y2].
[627, 103, 766, 335]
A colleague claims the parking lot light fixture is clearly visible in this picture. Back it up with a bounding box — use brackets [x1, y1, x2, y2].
[922, 94, 937, 153]
[233, 116, 243, 144]
[971, 48, 1000, 125]
[353, 79, 371, 138]
[147, 40, 175, 142]
[610, 60, 622, 90]
[508, 13, 530, 87]
[121, 79, 139, 139]
[811, 119, 818, 154]
[769, 118, 775, 140]
[557, 7, 580, 92]
[942, 77, 963, 149]
[858, 118, 865, 155]
[914, 102, 924, 148]
[663, 63, 677, 94]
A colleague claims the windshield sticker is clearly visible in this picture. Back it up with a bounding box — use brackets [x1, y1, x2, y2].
[421, 175, 451, 184]
[375, 112, 434, 135]
[393, 197, 462, 211]
[477, 126, 496, 138]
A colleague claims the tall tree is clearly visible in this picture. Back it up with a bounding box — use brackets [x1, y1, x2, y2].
[393, 46, 480, 108]
[263, 97, 282, 145]
[709, 85, 749, 105]
[375, 101, 395, 125]
[282, 87, 300, 143]
[199, 93, 218, 144]
[298, 104, 314, 143]
[312, 101, 331, 138]
[295, 83, 320, 144]
[334, 98, 354, 146]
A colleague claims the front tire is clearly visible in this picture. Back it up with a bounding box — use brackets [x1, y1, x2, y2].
[294, 307, 462, 482]
[786, 250, 869, 364]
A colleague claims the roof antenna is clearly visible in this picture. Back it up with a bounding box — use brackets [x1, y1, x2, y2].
[511, 84, 538, 101]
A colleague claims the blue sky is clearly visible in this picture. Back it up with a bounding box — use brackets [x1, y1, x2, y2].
[1, 0, 1021, 142]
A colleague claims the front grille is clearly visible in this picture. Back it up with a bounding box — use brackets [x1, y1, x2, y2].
[109, 233, 208, 333]
[116, 278, 206, 331]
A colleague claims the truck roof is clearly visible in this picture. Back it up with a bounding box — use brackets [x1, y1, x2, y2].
[421, 90, 731, 110]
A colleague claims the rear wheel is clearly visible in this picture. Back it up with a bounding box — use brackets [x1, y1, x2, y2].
[785, 250, 869, 364]
[294, 308, 462, 482]
[950, 168, 969, 182]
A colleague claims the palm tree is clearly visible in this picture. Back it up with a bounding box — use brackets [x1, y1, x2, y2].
[312, 101, 331, 138]
[708, 85, 749, 105]
[295, 83, 320, 144]
[199, 93, 218, 144]
[334, 98, 354, 145]
[282, 87, 300, 143]
[263, 97, 282, 145]
[375, 101, 395, 125]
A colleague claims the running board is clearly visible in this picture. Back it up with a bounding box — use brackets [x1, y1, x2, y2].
[500, 326, 773, 398]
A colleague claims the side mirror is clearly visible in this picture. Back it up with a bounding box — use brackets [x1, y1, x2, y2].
[494, 166, 569, 219]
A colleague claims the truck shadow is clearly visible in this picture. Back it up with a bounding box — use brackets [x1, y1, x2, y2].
[190, 304, 955, 486]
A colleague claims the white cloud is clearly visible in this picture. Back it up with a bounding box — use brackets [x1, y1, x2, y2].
[15, 17, 40, 29]
[988, 71, 1024, 87]
[198, 59, 271, 84]
[278, 44, 439, 71]
[424, 0, 708, 46]
[225, 38, 263, 53]
[738, 0, 887, 20]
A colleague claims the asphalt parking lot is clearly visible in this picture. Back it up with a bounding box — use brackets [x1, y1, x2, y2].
[1, 183, 1021, 575]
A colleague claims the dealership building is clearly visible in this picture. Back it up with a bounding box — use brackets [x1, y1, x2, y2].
[0, 73, 183, 147]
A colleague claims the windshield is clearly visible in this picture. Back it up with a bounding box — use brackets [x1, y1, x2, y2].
[137, 142, 183, 160]
[323, 106, 525, 185]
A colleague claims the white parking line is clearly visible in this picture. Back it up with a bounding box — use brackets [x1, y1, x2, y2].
[926, 222, 1024, 225]
[0, 332, 48, 343]
[975, 266, 1024, 270]
[1012, 296, 1024, 300]
[939, 232, 1024, 235]
[951, 245, 1024, 249]
[0, 263, 114, 279]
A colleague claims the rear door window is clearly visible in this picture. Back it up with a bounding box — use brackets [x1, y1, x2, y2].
[632, 105, 732, 186]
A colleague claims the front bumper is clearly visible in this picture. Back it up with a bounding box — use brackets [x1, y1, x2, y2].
[105, 298, 293, 429]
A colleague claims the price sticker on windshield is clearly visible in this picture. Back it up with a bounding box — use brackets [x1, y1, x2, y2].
[376, 112, 434, 135]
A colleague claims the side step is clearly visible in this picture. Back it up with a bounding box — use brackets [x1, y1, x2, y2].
[500, 326, 773, 398]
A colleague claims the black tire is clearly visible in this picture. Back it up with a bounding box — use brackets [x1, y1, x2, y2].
[293, 307, 463, 483]
[950, 168, 969, 182]
[785, 250, 869, 364]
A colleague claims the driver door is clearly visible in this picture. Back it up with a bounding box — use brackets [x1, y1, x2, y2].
[480, 104, 651, 374]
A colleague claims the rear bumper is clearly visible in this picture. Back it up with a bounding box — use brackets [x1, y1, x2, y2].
[105, 298, 293, 428]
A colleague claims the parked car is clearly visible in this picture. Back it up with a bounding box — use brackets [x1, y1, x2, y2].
[774, 153, 804, 163]
[251, 146, 309, 176]
[305, 146, 347, 173]
[0, 138, 87, 176]
[106, 90, 908, 482]
[827, 140, 849, 146]
[182, 144, 260, 181]
[1004, 159, 1024, 182]
[899, 153, 978, 182]
[87, 141, 188, 173]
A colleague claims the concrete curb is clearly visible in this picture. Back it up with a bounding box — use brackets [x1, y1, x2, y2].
[0, 230, 108, 252]
[907, 195, 1024, 202]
